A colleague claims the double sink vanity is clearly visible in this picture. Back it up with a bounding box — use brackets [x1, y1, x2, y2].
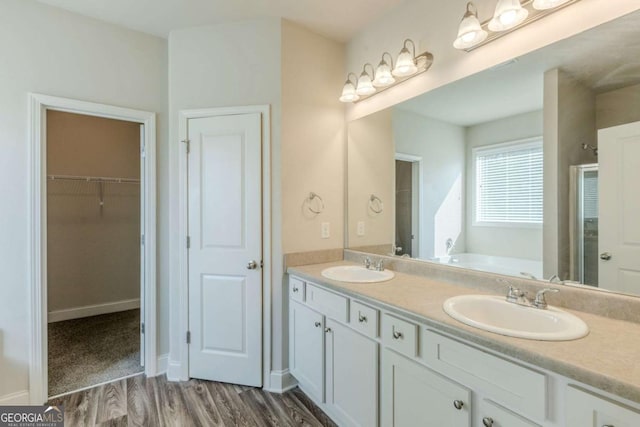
[287, 254, 640, 427]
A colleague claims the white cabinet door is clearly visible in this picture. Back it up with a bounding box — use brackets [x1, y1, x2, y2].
[290, 301, 325, 402]
[566, 386, 640, 427]
[599, 122, 640, 293]
[325, 319, 378, 427]
[382, 348, 471, 427]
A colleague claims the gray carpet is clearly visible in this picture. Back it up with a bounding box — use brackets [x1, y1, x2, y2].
[48, 309, 143, 397]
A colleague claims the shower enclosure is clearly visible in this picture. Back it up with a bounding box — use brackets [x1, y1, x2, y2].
[570, 164, 599, 286]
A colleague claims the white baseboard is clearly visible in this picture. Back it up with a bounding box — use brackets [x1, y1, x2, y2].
[266, 369, 297, 393]
[155, 354, 169, 375]
[0, 390, 30, 406]
[166, 360, 183, 382]
[48, 298, 140, 323]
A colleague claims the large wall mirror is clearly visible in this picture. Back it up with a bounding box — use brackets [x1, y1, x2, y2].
[347, 10, 640, 296]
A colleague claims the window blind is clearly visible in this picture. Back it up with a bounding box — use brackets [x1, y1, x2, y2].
[475, 139, 543, 224]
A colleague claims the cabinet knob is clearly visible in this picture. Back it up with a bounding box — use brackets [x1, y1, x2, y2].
[600, 252, 612, 261]
[325, 327, 332, 333]
[392, 331, 403, 340]
[482, 417, 494, 427]
[314, 322, 321, 328]
[358, 314, 368, 323]
[602, 425, 615, 427]
[453, 400, 464, 410]
[293, 287, 299, 293]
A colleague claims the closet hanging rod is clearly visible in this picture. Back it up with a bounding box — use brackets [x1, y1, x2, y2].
[47, 174, 140, 184]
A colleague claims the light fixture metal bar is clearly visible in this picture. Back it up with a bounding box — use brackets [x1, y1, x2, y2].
[463, 0, 582, 52]
[354, 51, 434, 103]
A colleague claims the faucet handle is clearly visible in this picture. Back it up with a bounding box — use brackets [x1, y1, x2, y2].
[374, 259, 385, 271]
[505, 283, 522, 303]
[534, 288, 559, 309]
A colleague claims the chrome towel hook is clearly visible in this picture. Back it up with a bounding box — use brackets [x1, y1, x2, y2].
[369, 194, 384, 214]
[306, 192, 325, 214]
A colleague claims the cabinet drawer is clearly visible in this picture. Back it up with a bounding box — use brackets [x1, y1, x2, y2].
[566, 386, 640, 427]
[306, 283, 349, 322]
[422, 330, 546, 422]
[349, 300, 379, 338]
[289, 276, 305, 302]
[382, 314, 418, 358]
[480, 399, 541, 427]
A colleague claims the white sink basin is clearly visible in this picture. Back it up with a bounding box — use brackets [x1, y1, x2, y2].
[321, 265, 395, 283]
[443, 295, 589, 341]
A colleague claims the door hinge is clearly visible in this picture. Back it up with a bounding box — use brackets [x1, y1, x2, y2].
[141, 323, 145, 334]
[182, 139, 190, 154]
[186, 236, 191, 249]
[186, 331, 191, 344]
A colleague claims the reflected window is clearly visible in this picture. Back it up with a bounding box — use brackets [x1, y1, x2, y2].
[474, 138, 543, 226]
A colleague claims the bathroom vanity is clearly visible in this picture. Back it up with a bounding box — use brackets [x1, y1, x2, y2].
[287, 261, 640, 427]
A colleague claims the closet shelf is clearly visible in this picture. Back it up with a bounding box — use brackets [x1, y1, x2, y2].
[47, 174, 140, 184]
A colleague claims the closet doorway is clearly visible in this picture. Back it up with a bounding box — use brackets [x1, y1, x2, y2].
[29, 94, 157, 404]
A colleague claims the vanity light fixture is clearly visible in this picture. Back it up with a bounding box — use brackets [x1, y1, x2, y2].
[339, 73, 360, 103]
[356, 64, 377, 96]
[453, 3, 488, 50]
[339, 39, 434, 103]
[454, 0, 581, 51]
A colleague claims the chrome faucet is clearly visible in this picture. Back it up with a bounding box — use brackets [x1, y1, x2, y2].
[503, 280, 559, 310]
[374, 259, 385, 271]
[363, 256, 372, 269]
[548, 274, 565, 285]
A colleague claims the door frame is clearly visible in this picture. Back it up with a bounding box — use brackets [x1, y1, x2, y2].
[175, 105, 271, 387]
[28, 93, 157, 404]
[395, 153, 423, 257]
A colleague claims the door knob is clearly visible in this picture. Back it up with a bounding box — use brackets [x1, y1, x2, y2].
[600, 252, 612, 261]
[247, 260, 258, 270]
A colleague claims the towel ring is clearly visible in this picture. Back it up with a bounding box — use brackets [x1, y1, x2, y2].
[369, 194, 384, 214]
[306, 192, 325, 214]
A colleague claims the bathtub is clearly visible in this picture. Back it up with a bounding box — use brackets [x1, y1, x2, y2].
[430, 253, 543, 279]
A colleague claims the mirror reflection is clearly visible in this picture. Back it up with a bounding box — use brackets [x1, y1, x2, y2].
[347, 10, 640, 295]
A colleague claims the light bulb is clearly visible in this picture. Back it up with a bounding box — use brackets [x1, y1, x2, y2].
[392, 48, 418, 77]
[453, 3, 488, 50]
[373, 57, 395, 87]
[339, 79, 359, 103]
[356, 71, 376, 96]
[488, 0, 528, 31]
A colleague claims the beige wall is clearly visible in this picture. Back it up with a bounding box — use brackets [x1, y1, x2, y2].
[543, 69, 596, 279]
[281, 21, 346, 253]
[347, 109, 394, 248]
[47, 111, 140, 315]
[596, 82, 640, 129]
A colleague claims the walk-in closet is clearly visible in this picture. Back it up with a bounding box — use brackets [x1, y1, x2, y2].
[46, 110, 143, 397]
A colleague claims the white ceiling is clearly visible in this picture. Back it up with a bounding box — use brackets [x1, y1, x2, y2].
[37, 0, 404, 42]
[398, 10, 640, 127]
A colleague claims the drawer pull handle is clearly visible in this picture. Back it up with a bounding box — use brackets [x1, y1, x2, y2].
[602, 425, 615, 427]
[314, 322, 321, 328]
[325, 327, 332, 333]
[453, 400, 464, 410]
[482, 417, 494, 427]
[293, 287, 299, 293]
[392, 331, 403, 340]
[358, 314, 368, 323]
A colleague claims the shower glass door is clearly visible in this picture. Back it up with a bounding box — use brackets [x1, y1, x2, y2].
[571, 164, 599, 286]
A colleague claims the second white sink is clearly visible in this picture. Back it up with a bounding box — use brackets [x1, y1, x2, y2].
[443, 295, 589, 341]
[321, 265, 395, 283]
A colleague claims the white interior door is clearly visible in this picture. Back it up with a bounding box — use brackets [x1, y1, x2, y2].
[139, 124, 145, 367]
[187, 112, 263, 386]
[599, 121, 640, 293]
